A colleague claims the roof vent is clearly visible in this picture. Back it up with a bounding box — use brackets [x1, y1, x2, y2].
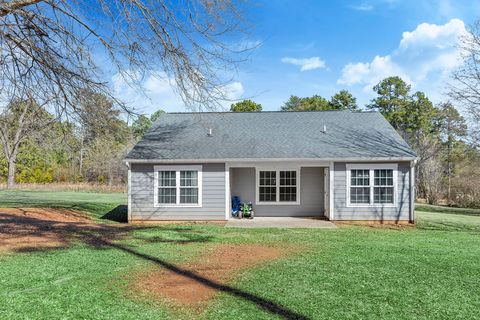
[207, 128, 213, 137]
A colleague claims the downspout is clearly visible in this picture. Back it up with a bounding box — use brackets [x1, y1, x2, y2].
[409, 159, 417, 223]
[126, 161, 132, 223]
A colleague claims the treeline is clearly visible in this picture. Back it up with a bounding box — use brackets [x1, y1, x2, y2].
[230, 90, 358, 112]
[230, 77, 480, 208]
[0, 91, 162, 187]
[1, 80, 479, 208]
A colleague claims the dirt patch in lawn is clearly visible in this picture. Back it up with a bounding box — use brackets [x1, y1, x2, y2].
[0, 207, 92, 223]
[0, 208, 129, 252]
[131, 244, 292, 310]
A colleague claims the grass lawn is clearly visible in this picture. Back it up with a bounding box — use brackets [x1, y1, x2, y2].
[0, 190, 479, 319]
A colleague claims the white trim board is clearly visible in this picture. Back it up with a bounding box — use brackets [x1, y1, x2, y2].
[329, 162, 335, 220]
[409, 160, 416, 222]
[228, 161, 331, 168]
[324, 167, 330, 219]
[225, 163, 230, 220]
[127, 162, 132, 222]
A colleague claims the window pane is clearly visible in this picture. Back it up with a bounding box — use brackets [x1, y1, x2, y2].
[374, 187, 394, 203]
[180, 187, 198, 204]
[350, 187, 370, 204]
[280, 171, 296, 186]
[259, 186, 276, 202]
[159, 188, 176, 204]
[260, 171, 276, 186]
[280, 186, 297, 202]
[351, 170, 369, 186]
[180, 170, 198, 187]
[279, 171, 297, 202]
[259, 171, 277, 202]
[159, 171, 176, 187]
[374, 169, 393, 186]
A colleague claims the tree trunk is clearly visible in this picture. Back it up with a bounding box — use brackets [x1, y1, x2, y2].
[7, 158, 16, 189]
[447, 171, 451, 204]
[79, 130, 84, 178]
[79, 147, 84, 177]
[108, 162, 113, 186]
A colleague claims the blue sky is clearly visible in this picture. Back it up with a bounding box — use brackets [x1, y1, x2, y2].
[112, 0, 480, 114]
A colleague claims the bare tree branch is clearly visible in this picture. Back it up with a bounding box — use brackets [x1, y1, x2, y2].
[448, 19, 480, 146]
[1, 0, 253, 119]
[0, 0, 44, 17]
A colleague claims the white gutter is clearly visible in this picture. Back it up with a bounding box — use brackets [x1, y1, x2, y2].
[124, 156, 417, 164]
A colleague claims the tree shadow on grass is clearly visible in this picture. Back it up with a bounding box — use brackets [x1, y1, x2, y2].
[415, 218, 480, 233]
[0, 201, 124, 221]
[133, 234, 213, 245]
[415, 205, 480, 217]
[0, 210, 211, 252]
[96, 237, 310, 320]
[0, 211, 310, 320]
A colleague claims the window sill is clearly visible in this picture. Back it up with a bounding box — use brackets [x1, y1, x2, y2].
[346, 203, 397, 208]
[255, 201, 300, 206]
[154, 204, 202, 208]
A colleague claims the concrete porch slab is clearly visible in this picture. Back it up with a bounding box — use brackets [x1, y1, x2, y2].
[225, 217, 337, 229]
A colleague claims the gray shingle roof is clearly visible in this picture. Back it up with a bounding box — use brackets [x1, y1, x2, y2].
[125, 111, 416, 161]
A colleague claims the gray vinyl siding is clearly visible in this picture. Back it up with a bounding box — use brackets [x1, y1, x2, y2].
[230, 167, 325, 217]
[130, 163, 225, 220]
[333, 162, 411, 221]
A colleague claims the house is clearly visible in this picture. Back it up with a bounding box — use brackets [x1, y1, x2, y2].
[124, 110, 417, 223]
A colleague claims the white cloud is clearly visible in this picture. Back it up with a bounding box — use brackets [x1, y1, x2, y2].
[338, 55, 411, 90]
[218, 82, 245, 101]
[231, 39, 262, 51]
[337, 19, 468, 100]
[399, 18, 465, 51]
[111, 71, 244, 114]
[349, 3, 374, 11]
[112, 72, 182, 114]
[349, 0, 398, 11]
[281, 57, 326, 71]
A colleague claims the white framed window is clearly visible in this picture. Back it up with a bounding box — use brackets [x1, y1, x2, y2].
[256, 168, 300, 205]
[259, 171, 277, 202]
[374, 169, 394, 204]
[158, 170, 177, 204]
[154, 165, 202, 207]
[279, 170, 297, 202]
[350, 169, 370, 204]
[346, 164, 397, 207]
